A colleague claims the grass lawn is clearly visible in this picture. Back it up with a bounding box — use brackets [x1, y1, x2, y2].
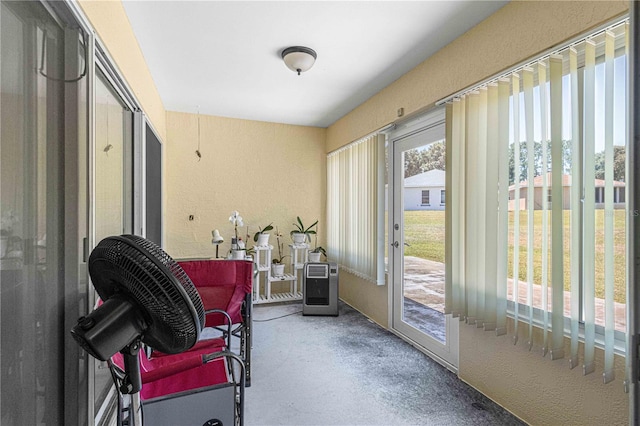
[403, 209, 627, 304]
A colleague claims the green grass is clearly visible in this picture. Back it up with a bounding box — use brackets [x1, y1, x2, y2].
[402, 209, 627, 303]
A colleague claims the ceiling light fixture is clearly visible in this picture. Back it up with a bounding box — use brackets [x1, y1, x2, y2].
[282, 46, 317, 75]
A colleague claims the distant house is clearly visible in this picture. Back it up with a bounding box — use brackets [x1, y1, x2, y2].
[508, 173, 625, 210]
[404, 169, 446, 211]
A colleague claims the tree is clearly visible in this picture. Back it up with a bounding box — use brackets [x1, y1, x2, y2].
[508, 139, 572, 184]
[403, 141, 446, 178]
[421, 141, 446, 172]
[594, 146, 626, 182]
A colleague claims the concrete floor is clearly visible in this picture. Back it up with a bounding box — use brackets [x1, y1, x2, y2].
[245, 301, 524, 426]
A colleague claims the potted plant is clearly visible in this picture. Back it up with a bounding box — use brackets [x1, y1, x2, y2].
[290, 216, 317, 245]
[253, 222, 274, 247]
[229, 210, 246, 259]
[308, 231, 326, 262]
[271, 227, 289, 277]
[308, 246, 326, 262]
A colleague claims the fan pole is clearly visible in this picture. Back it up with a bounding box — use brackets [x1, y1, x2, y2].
[130, 393, 143, 426]
[121, 340, 143, 394]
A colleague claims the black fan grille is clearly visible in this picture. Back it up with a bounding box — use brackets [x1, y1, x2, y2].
[89, 235, 205, 354]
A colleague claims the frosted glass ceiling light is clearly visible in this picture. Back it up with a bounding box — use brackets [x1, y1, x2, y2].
[282, 46, 317, 75]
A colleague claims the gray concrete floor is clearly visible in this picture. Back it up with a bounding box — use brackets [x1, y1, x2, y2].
[245, 301, 525, 426]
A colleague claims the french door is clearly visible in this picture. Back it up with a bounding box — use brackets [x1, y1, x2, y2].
[390, 109, 458, 369]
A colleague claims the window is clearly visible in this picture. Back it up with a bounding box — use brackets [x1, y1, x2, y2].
[441, 189, 446, 205]
[422, 190, 430, 205]
[446, 20, 628, 385]
[595, 187, 604, 203]
[327, 133, 385, 284]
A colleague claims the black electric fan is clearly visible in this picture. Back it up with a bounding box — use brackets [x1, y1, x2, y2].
[71, 235, 205, 421]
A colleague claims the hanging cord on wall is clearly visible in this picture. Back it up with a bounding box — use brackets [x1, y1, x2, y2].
[195, 108, 202, 160]
[39, 27, 88, 83]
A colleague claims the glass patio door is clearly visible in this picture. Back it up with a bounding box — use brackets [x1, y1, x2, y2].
[390, 109, 458, 369]
[0, 1, 89, 423]
[92, 66, 134, 419]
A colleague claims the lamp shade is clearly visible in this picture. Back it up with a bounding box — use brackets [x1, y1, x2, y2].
[211, 229, 224, 244]
[282, 46, 317, 75]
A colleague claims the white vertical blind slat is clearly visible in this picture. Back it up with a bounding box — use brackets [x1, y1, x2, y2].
[511, 73, 521, 344]
[496, 79, 510, 336]
[465, 93, 479, 324]
[603, 30, 615, 383]
[569, 47, 581, 369]
[484, 84, 499, 331]
[477, 88, 488, 327]
[549, 54, 565, 360]
[451, 98, 466, 318]
[523, 67, 535, 349]
[445, 105, 454, 315]
[583, 39, 597, 375]
[538, 60, 550, 356]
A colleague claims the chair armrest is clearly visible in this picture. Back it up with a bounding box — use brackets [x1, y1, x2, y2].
[205, 308, 232, 348]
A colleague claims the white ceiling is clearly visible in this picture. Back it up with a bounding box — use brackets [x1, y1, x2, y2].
[122, 1, 508, 128]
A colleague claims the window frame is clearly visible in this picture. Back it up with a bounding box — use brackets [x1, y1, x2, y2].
[421, 189, 430, 206]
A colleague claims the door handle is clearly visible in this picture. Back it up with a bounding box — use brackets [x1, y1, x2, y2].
[392, 241, 399, 248]
[404, 242, 411, 247]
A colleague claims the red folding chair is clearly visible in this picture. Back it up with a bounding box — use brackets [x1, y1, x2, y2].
[177, 259, 253, 386]
[110, 346, 245, 426]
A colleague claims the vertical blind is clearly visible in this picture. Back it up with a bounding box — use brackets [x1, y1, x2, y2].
[446, 20, 628, 386]
[327, 134, 385, 284]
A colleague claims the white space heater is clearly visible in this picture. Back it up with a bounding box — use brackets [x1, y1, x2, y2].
[303, 262, 339, 316]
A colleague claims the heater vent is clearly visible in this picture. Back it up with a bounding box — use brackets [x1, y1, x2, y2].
[307, 264, 328, 279]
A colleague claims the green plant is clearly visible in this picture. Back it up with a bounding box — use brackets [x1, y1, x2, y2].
[272, 227, 290, 264]
[290, 216, 318, 242]
[310, 231, 326, 258]
[310, 246, 326, 258]
[253, 222, 274, 242]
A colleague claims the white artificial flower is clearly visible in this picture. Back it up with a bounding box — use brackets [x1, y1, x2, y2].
[229, 210, 242, 225]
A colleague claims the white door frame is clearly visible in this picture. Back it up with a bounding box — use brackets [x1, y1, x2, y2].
[387, 107, 459, 371]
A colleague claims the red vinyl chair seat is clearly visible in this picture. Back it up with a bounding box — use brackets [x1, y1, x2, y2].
[111, 345, 228, 400]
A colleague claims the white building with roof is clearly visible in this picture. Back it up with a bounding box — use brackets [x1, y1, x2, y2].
[403, 169, 446, 211]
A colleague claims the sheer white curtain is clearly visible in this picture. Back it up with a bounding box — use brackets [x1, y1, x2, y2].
[446, 21, 628, 387]
[327, 134, 385, 284]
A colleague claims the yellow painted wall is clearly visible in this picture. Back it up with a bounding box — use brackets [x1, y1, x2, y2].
[78, 0, 166, 142]
[164, 111, 326, 260]
[325, 1, 629, 424]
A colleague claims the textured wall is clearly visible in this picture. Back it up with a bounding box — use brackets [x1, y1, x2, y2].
[325, 0, 630, 424]
[78, 0, 167, 142]
[165, 111, 326, 259]
[460, 319, 628, 425]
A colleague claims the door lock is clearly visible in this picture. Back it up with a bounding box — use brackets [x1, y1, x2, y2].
[392, 241, 399, 248]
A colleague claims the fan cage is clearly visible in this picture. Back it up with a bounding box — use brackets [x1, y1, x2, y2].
[89, 235, 205, 354]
